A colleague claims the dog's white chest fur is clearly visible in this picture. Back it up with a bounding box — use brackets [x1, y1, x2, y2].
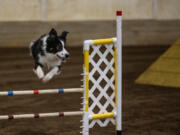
[39, 53, 62, 69]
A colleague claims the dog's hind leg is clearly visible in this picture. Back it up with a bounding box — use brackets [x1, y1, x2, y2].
[33, 63, 44, 79]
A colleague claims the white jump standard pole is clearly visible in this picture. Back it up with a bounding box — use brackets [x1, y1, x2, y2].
[116, 10, 122, 135]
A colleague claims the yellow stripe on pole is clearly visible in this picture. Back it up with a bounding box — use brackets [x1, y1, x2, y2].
[84, 50, 89, 112]
[93, 38, 114, 45]
[92, 112, 115, 120]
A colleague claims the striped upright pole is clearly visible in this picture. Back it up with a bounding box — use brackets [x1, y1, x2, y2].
[116, 10, 122, 135]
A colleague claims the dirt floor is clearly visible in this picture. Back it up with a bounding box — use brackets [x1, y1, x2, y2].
[0, 46, 179, 135]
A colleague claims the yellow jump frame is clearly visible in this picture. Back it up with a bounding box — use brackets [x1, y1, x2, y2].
[83, 35, 121, 134]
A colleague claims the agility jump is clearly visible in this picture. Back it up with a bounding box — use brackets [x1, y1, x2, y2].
[0, 11, 122, 135]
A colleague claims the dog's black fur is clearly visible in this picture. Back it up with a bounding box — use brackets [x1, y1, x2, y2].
[30, 28, 69, 82]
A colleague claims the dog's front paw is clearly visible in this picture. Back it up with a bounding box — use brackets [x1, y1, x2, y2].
[42, 73, 53, 83]
[33, 66, 44, 79]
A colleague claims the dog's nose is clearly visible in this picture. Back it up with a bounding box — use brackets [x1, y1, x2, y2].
[65, 54, 69, 58]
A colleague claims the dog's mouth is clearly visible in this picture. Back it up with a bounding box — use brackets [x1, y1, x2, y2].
[57, 54, 65, 61]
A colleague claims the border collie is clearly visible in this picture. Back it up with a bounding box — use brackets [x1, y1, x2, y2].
[30, 28, 69, 82]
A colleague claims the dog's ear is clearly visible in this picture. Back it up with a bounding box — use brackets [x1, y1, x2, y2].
[59, 31, 69, 41]
[49, 28, 57, 39]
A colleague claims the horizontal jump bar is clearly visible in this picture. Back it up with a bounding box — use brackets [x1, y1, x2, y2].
[0, 111, 83, 120]
[0, 111, 116, 120]
[0, 88, 83, 96]
[93, 38, 116, 45]
[89, 112, 116, 120]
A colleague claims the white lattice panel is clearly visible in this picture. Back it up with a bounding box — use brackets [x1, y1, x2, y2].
[89, 44, 115, 128]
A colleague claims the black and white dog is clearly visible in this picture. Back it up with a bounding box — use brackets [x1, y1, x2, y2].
[30, 28, 69, 82]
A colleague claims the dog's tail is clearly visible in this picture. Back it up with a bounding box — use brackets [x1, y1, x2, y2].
[29, 40, 35, 56]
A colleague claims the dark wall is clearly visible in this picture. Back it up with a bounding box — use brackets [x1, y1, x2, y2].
[0, 20, 180, 47]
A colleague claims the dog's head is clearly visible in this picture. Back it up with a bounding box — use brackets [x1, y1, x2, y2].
[46, 28, 69, 61]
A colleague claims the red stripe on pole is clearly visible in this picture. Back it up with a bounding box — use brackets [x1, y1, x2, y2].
[116, 11, 122, 16]
[34, 90, 39, 94]
[59, 112, 64, 117]
[8, 115, 14, 119]
[34, 113, 40, 118]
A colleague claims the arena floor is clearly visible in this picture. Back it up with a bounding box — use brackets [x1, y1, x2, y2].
[0, 46, 179, 135]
